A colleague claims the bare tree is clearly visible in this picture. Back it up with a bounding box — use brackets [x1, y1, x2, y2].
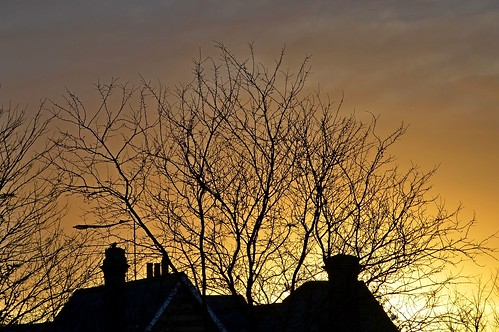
[0, 103, 100, 326]
[289, 97, 493, 330]
[49, 44, 493, 328]
[143, 45, 306, 305]
[442, 273, 499, 332]
[48, 80, 176, 277]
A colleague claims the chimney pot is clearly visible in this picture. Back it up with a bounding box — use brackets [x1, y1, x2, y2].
[154, 263, 161, 277]
[161, 255, 169, 276]
[101, 243, 129, 287]
[146, 263, 154, 279]
[324, 254, 360, 284]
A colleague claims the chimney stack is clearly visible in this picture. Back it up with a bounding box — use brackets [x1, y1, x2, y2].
[324, 254, 361, 331]
[146, 255, 169, 279]
[101, 243, 129, 287]
[101, 243, 128, 331]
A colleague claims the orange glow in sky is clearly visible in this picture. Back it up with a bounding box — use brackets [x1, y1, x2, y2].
[1, 0, 497, 289]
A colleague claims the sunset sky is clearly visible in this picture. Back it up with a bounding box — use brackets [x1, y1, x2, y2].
[1, 0, 498, 270]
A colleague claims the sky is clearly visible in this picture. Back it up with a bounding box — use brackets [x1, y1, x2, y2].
[1, 1, 498, 270]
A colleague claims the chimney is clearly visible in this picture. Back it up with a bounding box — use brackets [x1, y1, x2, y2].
[161, 255, 169, 275]
[324, 254, 361, 331]
[101, 243, 129, 286]
[324, 254, 360, 286]
[146, 263, 154, 278]
[146, 255, 169, 279]
[101, 243, 128, 331]
[154, 263, 161, 277]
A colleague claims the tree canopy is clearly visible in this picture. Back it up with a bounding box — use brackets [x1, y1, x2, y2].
[0, 103, 99, 326]
[47, 44, 494, 330]
[1, 44, 495, 330]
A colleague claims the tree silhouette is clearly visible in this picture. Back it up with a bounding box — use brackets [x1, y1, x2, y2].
[49, 44, 493, 329]
[0, 103, 99, 326]
[442, 273, 499, 332]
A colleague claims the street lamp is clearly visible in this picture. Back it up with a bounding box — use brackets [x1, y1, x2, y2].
[73, 219, 138, 280]
[73, 219, 129, 230]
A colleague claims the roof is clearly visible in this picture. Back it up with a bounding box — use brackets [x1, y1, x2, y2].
[4, 278, 397, 332]
[253, 280, 399, 332]
[1, 323, 52, 332]
[53, 272, 230, 332]
[205, 295, 250, 332]
[5, 253, 398, 332]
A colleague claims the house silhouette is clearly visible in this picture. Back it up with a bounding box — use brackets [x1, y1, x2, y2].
[4, 245, 398, 331]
